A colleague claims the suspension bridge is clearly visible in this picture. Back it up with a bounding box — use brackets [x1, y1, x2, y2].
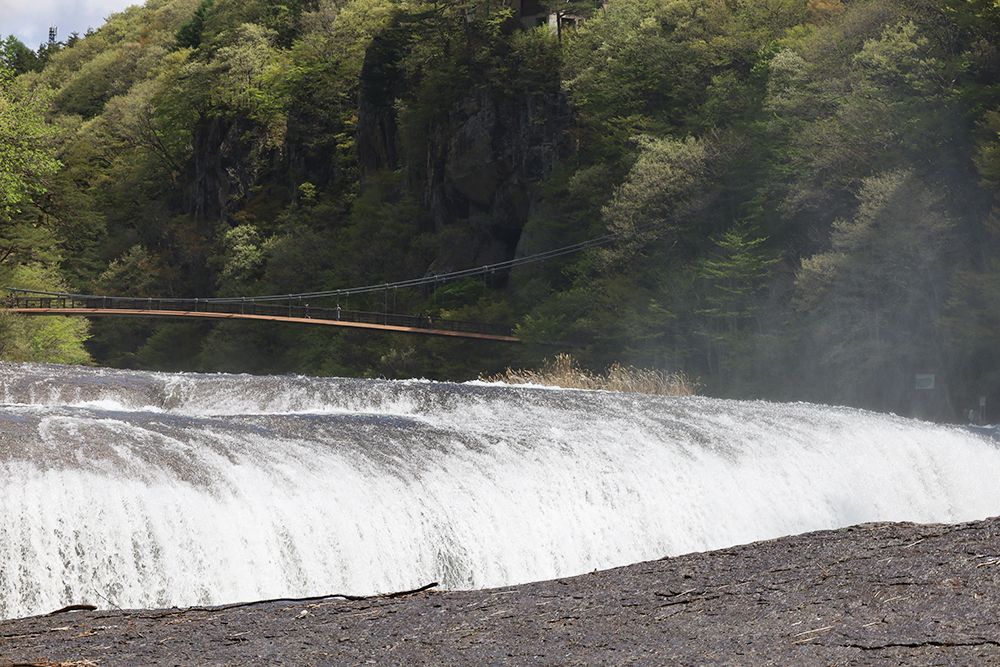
[2, 290, 519, 342]
[1, 224, 646, 343]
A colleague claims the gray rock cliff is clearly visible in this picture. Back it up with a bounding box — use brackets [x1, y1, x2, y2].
[357, 43, 574, 277]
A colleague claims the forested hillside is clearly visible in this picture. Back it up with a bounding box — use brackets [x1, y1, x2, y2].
[2, 0, 999, 420]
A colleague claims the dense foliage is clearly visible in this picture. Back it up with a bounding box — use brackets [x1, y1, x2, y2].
[2, 0, 1000, 420]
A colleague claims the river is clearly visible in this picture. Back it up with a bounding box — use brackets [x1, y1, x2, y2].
[2, 361, 998, 620]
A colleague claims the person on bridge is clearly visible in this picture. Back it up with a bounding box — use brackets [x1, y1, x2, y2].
[335, 304, 341, 320]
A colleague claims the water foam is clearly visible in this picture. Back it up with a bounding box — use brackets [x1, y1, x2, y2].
[1, 362, 998, 620]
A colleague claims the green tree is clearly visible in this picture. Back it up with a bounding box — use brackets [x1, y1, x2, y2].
[0, 70, 61, 266]
[176, 0, 215, 49]
[695, 223, 781, 378]
[1, 36, 40, 74]
[213, 222, 275, 294]
[942, 258, 1000, 416]
[564, 0, 725, 136]
[600, 134, 713, 261]
[0, 264, 92, 365]
[794, 170, 955, 414]
[974, 108, 1000, 214]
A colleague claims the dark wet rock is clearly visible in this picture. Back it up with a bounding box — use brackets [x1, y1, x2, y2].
[4, 518, 1000, 665]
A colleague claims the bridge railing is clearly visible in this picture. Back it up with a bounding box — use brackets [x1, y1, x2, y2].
[4, 292, 515, 338]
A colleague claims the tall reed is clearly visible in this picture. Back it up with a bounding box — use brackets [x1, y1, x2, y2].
[480, 353, 699, 396]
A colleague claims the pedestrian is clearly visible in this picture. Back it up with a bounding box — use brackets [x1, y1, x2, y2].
[335, 304, 341, 320]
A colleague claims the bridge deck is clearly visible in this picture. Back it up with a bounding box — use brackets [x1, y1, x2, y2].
[7, 298, 519, 343]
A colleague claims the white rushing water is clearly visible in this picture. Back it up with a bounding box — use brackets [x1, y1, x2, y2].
[2, 361, 999, 620]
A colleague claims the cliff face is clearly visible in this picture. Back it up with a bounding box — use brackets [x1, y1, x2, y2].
[184, 114, 285, 228]
[421, 86, 574, 271]
[180, 26, 575, 280]
[356, 30, 407, 181]
[186, 115, 250, 223]
[357, 42, 574, 276]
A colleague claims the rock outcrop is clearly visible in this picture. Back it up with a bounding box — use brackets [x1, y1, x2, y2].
[356, 31, 574, 276]
[420, 85, 573, 272]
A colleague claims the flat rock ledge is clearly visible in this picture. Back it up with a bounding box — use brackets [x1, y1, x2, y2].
[4, 518, 1000, 666]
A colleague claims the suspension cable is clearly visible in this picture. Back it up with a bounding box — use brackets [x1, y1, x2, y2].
[4, 223, 653, 304]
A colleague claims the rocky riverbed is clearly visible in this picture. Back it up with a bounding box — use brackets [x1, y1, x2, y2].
[3, 518, 1000, 666]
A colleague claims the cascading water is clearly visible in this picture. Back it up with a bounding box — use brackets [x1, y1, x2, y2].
[2, 361, 999, 621]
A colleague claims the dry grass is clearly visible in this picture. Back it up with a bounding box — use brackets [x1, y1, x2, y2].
[480, 353, 699, 396]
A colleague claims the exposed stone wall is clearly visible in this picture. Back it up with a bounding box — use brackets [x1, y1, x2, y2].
[357, 73, 574, 277]
[421, 85, 574, 272]
[185, 115, 265, 225]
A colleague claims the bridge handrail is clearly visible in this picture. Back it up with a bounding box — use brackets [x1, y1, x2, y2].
[2, 288, 514, 338]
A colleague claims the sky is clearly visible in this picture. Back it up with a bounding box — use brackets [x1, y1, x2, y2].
[1, 0, 134, 50]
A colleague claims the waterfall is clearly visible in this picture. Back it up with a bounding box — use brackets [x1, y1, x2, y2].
[2, 361, 998, 620]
